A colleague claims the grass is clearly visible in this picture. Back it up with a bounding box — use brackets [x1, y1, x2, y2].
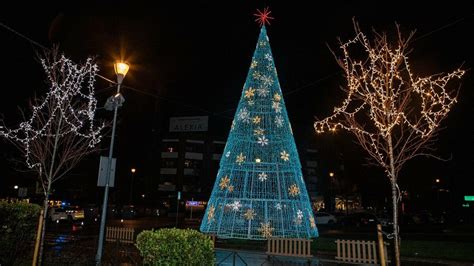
[400, 240, 474, 262]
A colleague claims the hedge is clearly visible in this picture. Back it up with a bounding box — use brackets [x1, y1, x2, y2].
[136, 228, 215, 265]
[0, 200, 41, 265]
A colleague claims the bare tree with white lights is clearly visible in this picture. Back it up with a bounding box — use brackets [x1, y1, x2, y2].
[314, 21, 465, 266]
[0, 49, 104, 265]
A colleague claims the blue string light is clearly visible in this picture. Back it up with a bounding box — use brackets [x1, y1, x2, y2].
[200, 26, 318, 240]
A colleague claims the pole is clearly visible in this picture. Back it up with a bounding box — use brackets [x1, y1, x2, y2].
[175, 191, 180, 227]
[32, 209, 44, 266]
[129, 172, 134, 204]
[377, 224, 387, 266]
[96, 83, 121, 265]
[190, 197, 193, 220]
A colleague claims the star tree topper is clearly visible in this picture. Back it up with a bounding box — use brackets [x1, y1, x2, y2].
[254, 7, 274, 27]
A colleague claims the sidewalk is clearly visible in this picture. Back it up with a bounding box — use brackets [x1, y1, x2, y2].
[316, 250, 473, 266]
[216, 249, 473, 266]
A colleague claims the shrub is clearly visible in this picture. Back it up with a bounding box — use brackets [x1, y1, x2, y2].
[136, 228, 215, 265]
[0, 200, 41, 265]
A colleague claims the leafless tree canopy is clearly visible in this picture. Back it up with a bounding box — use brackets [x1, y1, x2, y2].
[315, 21, 465, 180]
[0, 48, 104, 194]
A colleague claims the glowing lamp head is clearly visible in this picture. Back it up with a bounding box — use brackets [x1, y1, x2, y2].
[329, 172, 335, 177]
[435, 179, 440, 183]
[114, 62, 129, 84]
[131, 168, 136, 173]
[14, 185, 19, 190]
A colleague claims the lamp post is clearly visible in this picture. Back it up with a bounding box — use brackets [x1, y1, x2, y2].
[130, 168, 136, 204]
[95, 61, 129, 265]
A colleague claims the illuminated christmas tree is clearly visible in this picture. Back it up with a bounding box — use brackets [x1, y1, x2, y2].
[200, 9, 318, 240]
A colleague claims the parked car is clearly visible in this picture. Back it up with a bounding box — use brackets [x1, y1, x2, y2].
[315, 212, 337, 225]
[338, 212, 379, 227]
[49, 207, 68, 222]
[64, 206, 85, 221]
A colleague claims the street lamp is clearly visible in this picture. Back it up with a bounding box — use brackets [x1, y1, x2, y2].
[95, 61, 129, 265]
[13, 185, 19, 190]
[329, 172, 335, 177]
[130, 168, 136, 204]
[435, 178, 440, 183]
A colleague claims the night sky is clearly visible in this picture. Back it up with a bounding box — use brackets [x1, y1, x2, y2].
[1, 1, 473, 207]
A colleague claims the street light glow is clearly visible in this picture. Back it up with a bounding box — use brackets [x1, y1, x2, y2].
[131, 168, 136, 173]
[14, 185, 19, 189]
[114, 62, 129, 77]
[329, 172, 334, 177]
[435, 179, 440, 183]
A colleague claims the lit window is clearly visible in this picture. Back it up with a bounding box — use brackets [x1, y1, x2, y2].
[184, 160, 192, 168]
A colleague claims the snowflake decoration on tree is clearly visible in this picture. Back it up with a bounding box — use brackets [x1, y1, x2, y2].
[256, 87, 270, 97]
[275, 203, 282, 210]
[309, 215, 316, 229]
[225, 151, 231, 158]
[251, 60, 258, 68]
[273, 93, 281, 102]
[219, 176, 231, 190]
[252, 116, 261, 124]
[257, 135, 269, 146]
[238, 107, 251, 123]
[207, 205, 216, 224]
[275, 115, 284, 127]
[280, 150, 290, 161]
[228, 185, 234, 192]
[272, 101, 281, 113]
[244, 209, 256, 220]
[252, 71, 262, 80]
[261, 75, 274, 87]
[244, 87, 255, 99]
[258, 172, 268, 182]
[295, 209, 304, 225]
[228, 201, 242, 211]
[236, 153, 246, 165]
[253, 127, 265, 136]
[288, 184, 300, 197]
[258, 222, 274, 238]
[264, 53, 273, 61]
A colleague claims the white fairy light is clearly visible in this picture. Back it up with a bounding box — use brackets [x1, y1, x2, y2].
[0, 55, 104, 170]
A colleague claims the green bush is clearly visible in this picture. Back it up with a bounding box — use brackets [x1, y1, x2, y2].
[136, 228, 215, 265]
[0, 200, 41, 265]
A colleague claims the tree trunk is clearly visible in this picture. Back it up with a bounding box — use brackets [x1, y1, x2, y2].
[388, 135, 401, 266]
[391, 179, 401, 266]
[37, 184, 51, 266]
[37, 115, 63, 265]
